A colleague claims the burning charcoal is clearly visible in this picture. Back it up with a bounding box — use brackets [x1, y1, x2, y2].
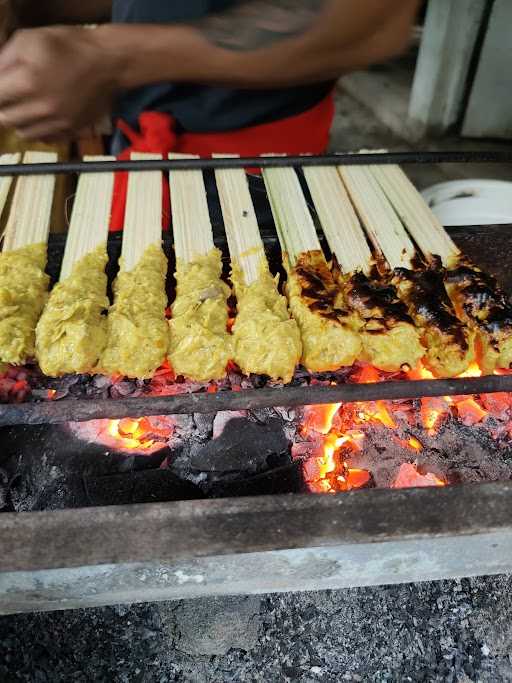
[83, 470, 204, 506]
[92, 374, 113, 390]
[190, 418, 289, 473]
[208, 460, 305, 497]
[114, 380, 137, 397]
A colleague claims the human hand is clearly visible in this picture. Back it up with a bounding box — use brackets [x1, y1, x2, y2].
[0, 25, 119, 141]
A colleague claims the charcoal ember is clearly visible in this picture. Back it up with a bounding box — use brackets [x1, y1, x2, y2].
[207, 459, 305, 497]
[274, 407, 297, 422]
[110, 380, 138, 398]
[92, 374, 112, 390]
[83, 469, 203, 506]
[192, 413, 216, 440]
[189, 417, 289, 474]
[212, 411, 247, 438]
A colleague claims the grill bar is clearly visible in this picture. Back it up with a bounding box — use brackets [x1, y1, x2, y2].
[0, 149, 511, 176]
[3, 374, 512, 426]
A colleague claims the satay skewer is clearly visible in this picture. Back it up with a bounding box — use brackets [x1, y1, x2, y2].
[371, 164, 512, 373]
[100, 152, 168, 379]
[214, 156, 301, 382]
[0, 151, 56, 366]
[167, 153, 233, 381]
[303, 164, 424, 372]
[339, 164, 475, 377]
[36, 156, 114, 376]
[262, 164, 362, 372]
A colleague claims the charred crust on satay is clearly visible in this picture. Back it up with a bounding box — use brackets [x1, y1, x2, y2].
[445, 257, 512, 348]
[393, 262, 469, 352]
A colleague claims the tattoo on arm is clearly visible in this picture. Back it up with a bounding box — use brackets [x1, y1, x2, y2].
[197, 0, 327, 51]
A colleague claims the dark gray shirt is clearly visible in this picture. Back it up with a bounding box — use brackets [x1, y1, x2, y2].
[111, 0, 332, 132]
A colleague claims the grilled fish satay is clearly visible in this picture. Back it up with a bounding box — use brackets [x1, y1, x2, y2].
[0, 151, 55, 366]
[303, 165, 423, 372]
[339, 164, 474, 377]
[214, 157, 301, 383]
[36, 156, 114, 376]
[100, 153, 169, 379]
[370, 163, 512, 373]
[444, 258, 512, 373]
[168, 154, 233, 381]
[262, 165, 361, 372]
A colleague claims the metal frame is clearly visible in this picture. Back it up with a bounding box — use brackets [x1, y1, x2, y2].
[1, 149, 512, 176]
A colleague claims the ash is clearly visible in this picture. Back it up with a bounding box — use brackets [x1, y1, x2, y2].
[349, 421, 512, 487]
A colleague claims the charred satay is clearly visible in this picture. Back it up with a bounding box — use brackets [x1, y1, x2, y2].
[262, 165, 361, 372]
[339, 164, 475, 377]
[214, 158, 301, 383]
[303, 165, 423, 372]
[0, 151, 55, 366]
[370, 164, 512, 373]
[36, 156, 114, 376]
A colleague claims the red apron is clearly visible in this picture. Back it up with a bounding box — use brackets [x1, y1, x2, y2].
[109, 91, 334, 231]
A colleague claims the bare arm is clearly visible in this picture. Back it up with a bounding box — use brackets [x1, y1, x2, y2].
[0, 0, 419, 139]
[113, 0, 420, 88]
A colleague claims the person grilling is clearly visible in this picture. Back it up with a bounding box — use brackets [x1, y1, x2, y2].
[0, 1, 419, 159]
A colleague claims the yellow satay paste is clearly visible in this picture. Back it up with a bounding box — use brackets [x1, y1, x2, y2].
[35, 246, 109, 376]
[360, 323, 425, 373]
[0, 243, 49, 365]
[286, 251, 361, 372]
[100, 244, 168, 379]
[168, 248, 233, 381]
[231, 262, 301, 383]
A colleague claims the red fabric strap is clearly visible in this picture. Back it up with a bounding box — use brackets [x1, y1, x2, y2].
[109, 91, 334, 231]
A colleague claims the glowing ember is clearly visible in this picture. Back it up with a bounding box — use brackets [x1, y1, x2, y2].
[302, 402, 341, 435]
[69, 415, 174, 454]
[456, 398, 488, 425]
[392, 463, 445, 489]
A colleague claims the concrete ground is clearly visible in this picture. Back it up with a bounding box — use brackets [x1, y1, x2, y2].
[1, 577, 512, 681]
[1, 91, 512, 682]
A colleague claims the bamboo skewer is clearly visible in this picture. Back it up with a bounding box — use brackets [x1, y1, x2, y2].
[0, 151, 56, 365]
[369, 164, 459, 266]
[262, 165, 361, 371]
[168, 153, 232, 381]
[214, 157, 301, 382]
[338, 165, 415, 270]
[338, 164, 475, 377]
[100, 152, 168, 379]
[303, 165, 424, 372]
[35, 156, 115, 376]
[3, 151, 56, 252]
[371, 164, 512, 373]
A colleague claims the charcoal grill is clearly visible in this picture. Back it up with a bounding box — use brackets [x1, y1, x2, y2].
[1, 151, 512, 615]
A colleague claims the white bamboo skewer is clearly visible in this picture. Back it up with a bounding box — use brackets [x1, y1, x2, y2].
[168, 153, 214, 261]
[121, 152, 163, 271]
[369, 164, 459, 266]
[338, 165, 415, 270]
[213, 154, 266, 285]
[262, 165, 321, 264]
[3, 151, 57, 251]
[303, 165, 372, 274]
[59, 155, 115, 281]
